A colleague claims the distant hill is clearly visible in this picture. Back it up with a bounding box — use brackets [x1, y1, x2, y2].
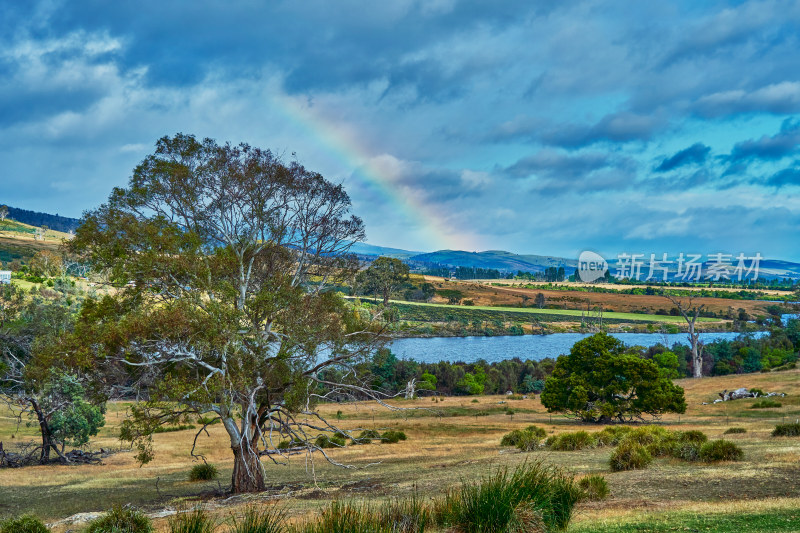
[2, 205, 80, 233]
[348, 242, 421, 260]
[407, 250, 574, 274]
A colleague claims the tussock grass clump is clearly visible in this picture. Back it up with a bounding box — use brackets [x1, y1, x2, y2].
[751, 399, 782, 408]
[772, 423, 800, 437]
[315, 434, 347, 448]
[699, 440, 744, 462]
[381, 430, 407, 444]
[0, 515, 50, 533]
[549, 430, 595, 451]
[724, 427, 747, 434]
[609, 441, 652, 471]
[296, 500, 427, 533]
[593, 426, 632, 446]
[189, 463, 219, 482]
[231, 505, 287, 533]
[578, 475, 610, 501]
[620, 426, 671, 447]
[435, 461, 581, 532]
[169, 509, 215, 533]
[86, 506, 153, 533]
[500, 425, 547, 451]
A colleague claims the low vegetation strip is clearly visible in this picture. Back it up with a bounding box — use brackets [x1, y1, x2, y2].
[383, 299, 718, 324]
[568, 509, 800, 533]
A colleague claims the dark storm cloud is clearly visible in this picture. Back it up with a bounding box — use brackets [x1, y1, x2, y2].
[655, 143, 711, 172]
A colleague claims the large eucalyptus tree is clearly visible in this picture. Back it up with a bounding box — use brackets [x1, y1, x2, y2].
[69, 134, 381, 492]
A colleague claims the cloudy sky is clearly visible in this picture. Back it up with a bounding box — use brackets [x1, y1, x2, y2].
[2, 1, 799, 259]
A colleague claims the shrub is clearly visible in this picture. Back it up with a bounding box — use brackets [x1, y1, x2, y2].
[0, 515, 50, 533]
[189, 463, 219, 482]
[515, 432, 541, 452]
[671, 441, 701, 462]
[351, 429, 382, 445]
[381, 430, 407, 444]
[772, 423, 800, 437]
[549, 431, 595, 451]
[525, 425, 547, 439]
[699, 440, 744, 462]
[609, 442, 652, 472]
[169, 509, 215, 533]
[749, 388, 765, 396]
[751, 399, 782, 409]
[315, 434, 347, 448]
[678, 430, 708, 444]
[434, 461, 581, 532]
[231, 505, 286, 533]
[724, 427, 747, 435]
[578, 475, 609, 501]
[86, 506, 153, 533]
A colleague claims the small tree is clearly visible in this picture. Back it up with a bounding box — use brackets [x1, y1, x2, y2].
[356, 256, 410, 305]
[535, 293, 546, 309]
[0, 290, 100, 463]
[541, 333, 686, 423]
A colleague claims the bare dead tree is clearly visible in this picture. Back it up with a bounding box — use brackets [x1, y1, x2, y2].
[664, 295, 706, 378]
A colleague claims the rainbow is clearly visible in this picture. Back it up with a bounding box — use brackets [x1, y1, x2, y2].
[273, 93, 478, 251]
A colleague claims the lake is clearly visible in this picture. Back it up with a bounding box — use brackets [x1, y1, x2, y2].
[389, 331, 768, 364]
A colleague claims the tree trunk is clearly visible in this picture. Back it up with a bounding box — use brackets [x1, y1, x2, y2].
[29, 398, 57, 463]
[231, 440, 266, 493]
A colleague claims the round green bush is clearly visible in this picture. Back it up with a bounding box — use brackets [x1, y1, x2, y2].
[699, 440, 744, 462]
[670, 441, 701, 462]
[773, 423, 800, 437]
[351, 429, 381, 444]
[525, 425, 547, 439]
[189, 463, 218, 482]
[678, 430, 708, 444]
[578, 475, 609, 501]
[723, 427, 747, 435]
[0, 515, 50, 533]
[381, 430, 408, 443]
[609, 442, 652, 472]
[86, 506, 153, 533]
[315, 434, 347, 448]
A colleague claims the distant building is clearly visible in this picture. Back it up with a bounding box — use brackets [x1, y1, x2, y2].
[0, 271, 10, 284]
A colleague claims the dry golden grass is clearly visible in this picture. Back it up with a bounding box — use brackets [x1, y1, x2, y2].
[424, 279, 774, 316]
[2, 371, 800, 531]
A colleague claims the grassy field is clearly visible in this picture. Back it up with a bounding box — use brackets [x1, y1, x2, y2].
[385, 298, 722, 324]
[0, 219, 72, 265]
[421, 277, 779, 317]
[2, 370, 800, 531]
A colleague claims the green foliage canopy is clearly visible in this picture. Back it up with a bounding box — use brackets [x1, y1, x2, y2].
[541, 333, 686, 423]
